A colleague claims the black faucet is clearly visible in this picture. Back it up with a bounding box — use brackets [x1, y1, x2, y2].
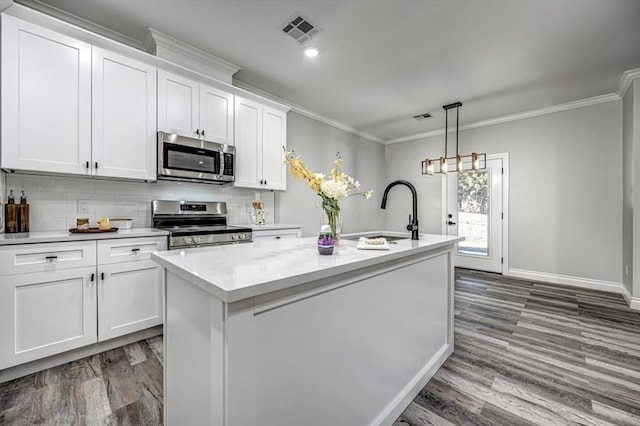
[380, 180, 419, 240]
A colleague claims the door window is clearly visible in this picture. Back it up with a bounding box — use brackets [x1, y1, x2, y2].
[457, 170, 490, 257]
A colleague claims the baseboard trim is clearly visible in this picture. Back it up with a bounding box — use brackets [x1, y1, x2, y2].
[507, 268, 624, 294]
[0, 325, 163, 383]
[507, 268, 640, 312]
[621, 285, 640, 311]
[377, 342, 453, 426]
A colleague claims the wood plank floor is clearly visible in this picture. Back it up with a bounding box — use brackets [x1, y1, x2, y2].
[1, 268, 639, 425]
[0, 336, 164, 425]
[395, 268, 640, 426]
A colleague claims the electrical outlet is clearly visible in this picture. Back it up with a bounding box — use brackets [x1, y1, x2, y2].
[77, 199, 90, 214]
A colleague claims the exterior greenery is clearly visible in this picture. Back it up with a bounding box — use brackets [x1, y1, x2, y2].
[457, 171, 489, 214]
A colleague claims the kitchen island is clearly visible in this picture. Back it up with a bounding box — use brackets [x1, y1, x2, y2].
[151, 233, 463, 426]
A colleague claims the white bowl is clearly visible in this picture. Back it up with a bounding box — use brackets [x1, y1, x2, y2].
[110, 219, 133, 229]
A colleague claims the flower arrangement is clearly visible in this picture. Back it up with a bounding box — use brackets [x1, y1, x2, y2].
[283, 149, 372, 240]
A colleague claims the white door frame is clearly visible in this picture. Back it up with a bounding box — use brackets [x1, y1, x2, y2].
[441, 152, 509, 274]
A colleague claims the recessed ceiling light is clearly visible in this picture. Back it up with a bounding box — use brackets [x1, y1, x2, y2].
[303, 46, 320, 58]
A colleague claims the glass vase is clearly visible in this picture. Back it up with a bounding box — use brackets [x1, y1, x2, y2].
[321, 209, 342, 245]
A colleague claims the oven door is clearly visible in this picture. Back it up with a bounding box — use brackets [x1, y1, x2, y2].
[158, 132, 234, 183]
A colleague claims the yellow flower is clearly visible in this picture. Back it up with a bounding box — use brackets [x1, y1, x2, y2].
[283, 148, 372, 202]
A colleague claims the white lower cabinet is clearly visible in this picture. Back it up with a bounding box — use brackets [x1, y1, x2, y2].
[98, 260, 163, 341]
[0, 267, 97, 369]
[0, 236, 166, 370]
[252, 228, 302, 241]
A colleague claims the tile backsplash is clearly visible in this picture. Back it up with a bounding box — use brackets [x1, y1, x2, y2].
[1, 173, 275, 232]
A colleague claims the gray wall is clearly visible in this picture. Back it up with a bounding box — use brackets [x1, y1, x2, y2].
[277, 112, 386, 237]
[385, 101, 623, 284]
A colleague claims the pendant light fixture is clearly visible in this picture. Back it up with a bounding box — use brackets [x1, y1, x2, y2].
[421, 102, 486, 175]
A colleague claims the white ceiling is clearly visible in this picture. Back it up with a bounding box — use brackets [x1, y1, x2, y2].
[26, 0, 640, 142]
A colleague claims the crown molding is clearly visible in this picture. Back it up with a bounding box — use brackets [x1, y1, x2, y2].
[385, 93, 621, 145]
[233, 79, 385, 144]
[14, 0, 145, 50]
[618, 68, 640, 98]
[0, 0, 13, 13]
[145, 28, 241, 77]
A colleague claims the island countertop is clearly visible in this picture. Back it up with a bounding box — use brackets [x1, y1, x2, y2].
[151, 233, 463, 303]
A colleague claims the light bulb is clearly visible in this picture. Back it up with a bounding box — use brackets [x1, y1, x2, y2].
[456, 155, 462, 172]
[440, 157, 448, 174]
[427, 159, 434, 175]
[472, 153, 479, 170]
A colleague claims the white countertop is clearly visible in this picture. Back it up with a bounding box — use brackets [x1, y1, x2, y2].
[0, 228, 169, 245]
[152, 233, 463, 303]
[231, 223, 303, 231]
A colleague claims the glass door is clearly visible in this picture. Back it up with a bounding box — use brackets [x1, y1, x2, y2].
[446, 157, 503, 273]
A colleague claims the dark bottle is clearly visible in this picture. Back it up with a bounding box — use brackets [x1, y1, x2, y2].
[4, 190, 18, 233]
[18, 191, 29, 233]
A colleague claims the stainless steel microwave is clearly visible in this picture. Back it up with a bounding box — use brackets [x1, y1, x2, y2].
[158, 132, 234, 184]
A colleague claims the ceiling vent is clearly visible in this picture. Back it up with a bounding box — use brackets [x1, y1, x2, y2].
[413, 113, 432, 121]
[281, 14, 321, 44]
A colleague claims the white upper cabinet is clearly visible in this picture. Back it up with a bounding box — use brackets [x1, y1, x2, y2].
[234, 97, 287, 191]
[1, 15, 157, 181]
[157, 70, 199, 138]
[92, 48, 157, 181]
[1, 14, 92, 175]
[200, 84, 234, 145]
[234, 97, 262, 187]
[1, 15, 290, 184]
[158, 70, 234, 145]
[262, 106, 287, 191]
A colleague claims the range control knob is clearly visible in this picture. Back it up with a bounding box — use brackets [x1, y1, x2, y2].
[231, 234, 237, 241]
[193, 236, 201, 245]
[183, 237, 193, 246]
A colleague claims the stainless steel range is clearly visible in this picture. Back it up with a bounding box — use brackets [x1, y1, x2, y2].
[152, 200, 252, 249]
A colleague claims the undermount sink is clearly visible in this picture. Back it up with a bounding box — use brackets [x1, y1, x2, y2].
[341, 234, 409, 242]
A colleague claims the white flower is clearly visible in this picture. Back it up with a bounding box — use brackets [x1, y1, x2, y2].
[364, 190, 372, 200]
[314, 172, 325, 180]
[321, 178, 349, 200]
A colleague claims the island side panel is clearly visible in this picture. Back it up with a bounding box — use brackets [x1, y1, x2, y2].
[165, 271, 224, 426]
[226, 251, 450, 426]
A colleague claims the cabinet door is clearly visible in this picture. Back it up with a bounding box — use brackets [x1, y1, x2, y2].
[158, 70, 199, 138]
[262, 107, 288, 191]
[98, 260, 164, 341]
[200, 84, 234, 145]
[92, 48, 157, 181]
[0, 267, 98, 369]
[234, 97, 263, 188]
[1, 15, 91, 175]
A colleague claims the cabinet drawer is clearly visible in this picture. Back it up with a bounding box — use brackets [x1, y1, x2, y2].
[252, 229, 301, 241]
[97, 237, 167, 265]
[0, 241, 96, 276]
